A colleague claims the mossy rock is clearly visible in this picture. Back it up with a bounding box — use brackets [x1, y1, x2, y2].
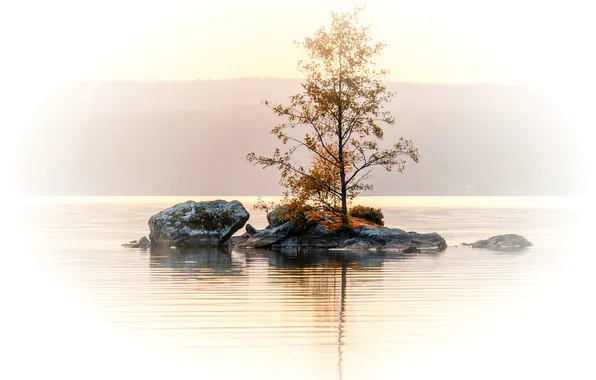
[149, 200, 249, 248]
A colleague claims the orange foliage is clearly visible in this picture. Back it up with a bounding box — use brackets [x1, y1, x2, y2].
[306, 210, 380, 233]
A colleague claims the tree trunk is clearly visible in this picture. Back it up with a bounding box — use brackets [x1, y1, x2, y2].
[338, 124, 349, 230]
[337, 113, 349, 230]
[337, 66, 350, 231]
[340, 171, 349, 230]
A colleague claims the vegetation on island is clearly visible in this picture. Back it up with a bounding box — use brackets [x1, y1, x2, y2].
[247, 6, 418, 231]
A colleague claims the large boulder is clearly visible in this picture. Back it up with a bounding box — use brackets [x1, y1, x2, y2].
[463, 234, 533, 249]
[149, 200, 249, 248]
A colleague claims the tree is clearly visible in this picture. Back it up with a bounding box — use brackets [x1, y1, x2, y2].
[247, 6, 419, 230]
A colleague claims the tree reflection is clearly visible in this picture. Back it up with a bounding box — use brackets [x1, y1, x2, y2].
[337, 259, 347, 380]
[251, 249, 388, 380]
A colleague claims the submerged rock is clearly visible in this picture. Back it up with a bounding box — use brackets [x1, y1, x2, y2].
[148, 200, 249, 248]
[463, 234, 533, 249]
[122, 236, 151, 248]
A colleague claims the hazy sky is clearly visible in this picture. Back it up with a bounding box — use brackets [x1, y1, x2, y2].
[4, 0, 592, 87]
[3, 0, 594, 197]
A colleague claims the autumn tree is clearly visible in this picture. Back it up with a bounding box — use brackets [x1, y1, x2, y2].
[247, 6, 419, 230]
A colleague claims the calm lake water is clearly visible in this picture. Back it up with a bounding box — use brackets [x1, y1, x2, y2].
[9, 196, 594, 379]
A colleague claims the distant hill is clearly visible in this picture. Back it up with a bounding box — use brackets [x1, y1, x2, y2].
[17, 79, 575, 196]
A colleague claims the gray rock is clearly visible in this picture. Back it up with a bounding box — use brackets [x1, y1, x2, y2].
[352, 226, 447, 252]
[312, 223, 330, 235]
[232, 216, 446, 254]
[464, 234, 533, 249]
[122, 236, 151, 248]
[234, 222, 294, 248]
[148, 200, 249, 248]
[353, 226, 407, 239]
[266, 206, 287, 228]
[122, 240, 138, 248]
[267, 228, 446, 253]
[402, 246, 421, 253]
[137, 236, 151, 248]
[274, 234, 345, 251]
[245, 224, 258, 236]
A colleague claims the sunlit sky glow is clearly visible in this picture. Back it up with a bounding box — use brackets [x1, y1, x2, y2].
[4, 0, 592, 86]
[2, 0, 594, 198]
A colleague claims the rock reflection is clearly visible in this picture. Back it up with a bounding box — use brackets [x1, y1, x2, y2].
[241, 248, 388, 270]
[144, 246, 446, 380]
[149, 246, 246, 276]
[265, 250, 331, 268]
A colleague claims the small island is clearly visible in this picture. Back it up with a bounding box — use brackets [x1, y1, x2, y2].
[125, 199, 532, 254]
[138, 199, 447, 253]
[233, 203, 447, 253]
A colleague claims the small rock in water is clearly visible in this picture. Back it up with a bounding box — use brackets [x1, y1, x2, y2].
[122, 240, 138, 248]
[137, 236, 151, 248]
[122, 236, 151, 248]
[464, 234, 533, 249]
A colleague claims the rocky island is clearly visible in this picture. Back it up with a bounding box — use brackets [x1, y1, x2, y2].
[123, 200, 537, 255]
[125, 199, 448, 253]
[232, 206, 446, 253]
